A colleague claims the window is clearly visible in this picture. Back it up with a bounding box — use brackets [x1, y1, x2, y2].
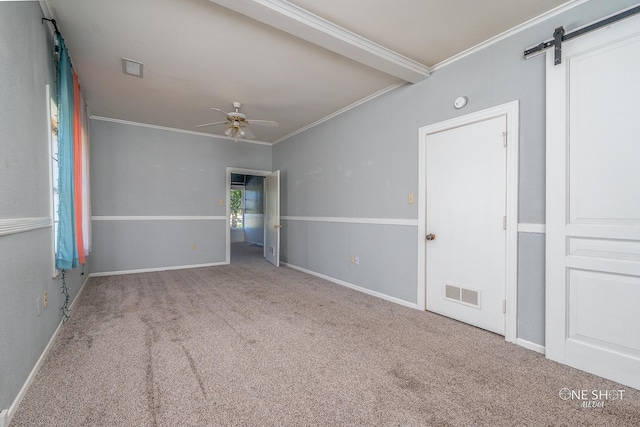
[51, 33, 92, 270]
[47, 84, 60, 276]
[230, 188, 244, 229]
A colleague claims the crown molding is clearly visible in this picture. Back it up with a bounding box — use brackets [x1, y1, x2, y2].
[273, 82, 405, 144]
[208, 0, 430, 83]
[90, 116, 272, 146]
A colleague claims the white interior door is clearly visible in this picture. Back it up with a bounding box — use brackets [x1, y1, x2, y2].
[265, 170, 280, 267]
[546, 14, 640, 390]
[426, 116, 507, 335]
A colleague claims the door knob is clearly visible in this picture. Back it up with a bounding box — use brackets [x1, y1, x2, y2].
[426, 233, 436, 241]
[274, 224, 283, 229]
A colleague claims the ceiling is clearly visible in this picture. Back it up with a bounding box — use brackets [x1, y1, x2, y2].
[42, 0, 574, 144]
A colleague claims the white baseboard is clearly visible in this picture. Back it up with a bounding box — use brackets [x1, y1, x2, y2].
[516, 338, 546, 354]
[3, 273, 90, 426]
[281, 262, 420, 310]
[89, 262, 227, 277]
[69, 273, 91, 312]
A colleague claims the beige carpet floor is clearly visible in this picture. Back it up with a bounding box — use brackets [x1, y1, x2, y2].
[11, 243, 640, 426]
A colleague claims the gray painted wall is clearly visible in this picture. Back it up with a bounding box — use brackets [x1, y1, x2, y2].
[273, 0, 640, 345]
[244, 175, 265, 245]
[0, 1, 89, 413]
[517, 233, 546, 345]
[89, 120, 271, 273]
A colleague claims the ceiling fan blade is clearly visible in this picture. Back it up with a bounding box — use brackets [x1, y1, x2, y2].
[195, 121, 228, 128]
[247, 119, 279, 127]
[242, 127, 255, 139]
[210, 107, 230, 118]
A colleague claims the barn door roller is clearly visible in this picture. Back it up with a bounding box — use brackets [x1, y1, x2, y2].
[523, 4, 640, 64]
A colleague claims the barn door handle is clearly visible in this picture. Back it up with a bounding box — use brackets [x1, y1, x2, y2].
[426, 233, 436, 241]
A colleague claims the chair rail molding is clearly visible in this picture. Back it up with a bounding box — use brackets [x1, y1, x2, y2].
[0, 217, 51, 237]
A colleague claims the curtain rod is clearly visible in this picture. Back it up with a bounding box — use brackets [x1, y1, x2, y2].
[42, 18, 60, 35]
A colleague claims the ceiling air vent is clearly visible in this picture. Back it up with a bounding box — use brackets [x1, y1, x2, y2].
[122, 58, 143, 78]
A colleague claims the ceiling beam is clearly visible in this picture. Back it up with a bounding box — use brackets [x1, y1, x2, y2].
[208, 0, 431, 83]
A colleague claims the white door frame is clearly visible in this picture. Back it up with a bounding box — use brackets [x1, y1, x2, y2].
[264, 170, 281, 267]
[417, 101, 519, 343]
[225, 167, 273, 264]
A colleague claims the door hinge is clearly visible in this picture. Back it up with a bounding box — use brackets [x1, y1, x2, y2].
[503, 216, 507, 230]
[502, 299, 506, 314]
[503, 131, 507, 147]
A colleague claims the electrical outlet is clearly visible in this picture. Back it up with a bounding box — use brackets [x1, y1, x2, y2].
[354, 256, 360, 265]
[350, 255, 355, 264]
[43, 292, 48, 309]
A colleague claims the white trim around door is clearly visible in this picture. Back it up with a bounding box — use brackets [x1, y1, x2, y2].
[225, 167, 273, 264]
[417, 100, 519, 344]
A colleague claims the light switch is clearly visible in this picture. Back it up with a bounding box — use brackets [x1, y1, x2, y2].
[219, 199, 224, 206]
[408, 193, 415, 204]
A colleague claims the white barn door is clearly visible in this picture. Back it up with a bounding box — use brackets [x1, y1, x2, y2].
[546, 14, 640, 389]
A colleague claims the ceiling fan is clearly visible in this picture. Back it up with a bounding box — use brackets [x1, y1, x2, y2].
[195, 101, 278, 140]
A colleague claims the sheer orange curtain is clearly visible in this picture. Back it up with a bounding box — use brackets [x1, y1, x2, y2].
[81, 91, 91, 257]
[73, 71, 85, 264]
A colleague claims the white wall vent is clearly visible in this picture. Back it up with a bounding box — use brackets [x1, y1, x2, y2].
[444, 283, 481, 308]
